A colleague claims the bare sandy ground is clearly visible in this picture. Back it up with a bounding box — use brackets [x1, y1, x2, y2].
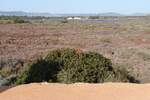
[1, 83, 150, 100]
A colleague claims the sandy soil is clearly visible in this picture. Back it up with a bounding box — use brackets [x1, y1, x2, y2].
[1, 83, 150, 100]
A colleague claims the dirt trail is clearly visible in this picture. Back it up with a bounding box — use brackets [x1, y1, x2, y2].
[1, 83, 150, 100]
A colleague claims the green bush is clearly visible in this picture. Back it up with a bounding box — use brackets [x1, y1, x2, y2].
[16, 59, 53, 84]
[13, 18, 26, 23]
[61, 20, 68, 23]
[89, 16, 100, 19]
[0, 67, 12, 77]
[16, 48, 138, 84]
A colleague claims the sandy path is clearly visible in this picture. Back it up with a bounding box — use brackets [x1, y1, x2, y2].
[0, 83, 150, 100]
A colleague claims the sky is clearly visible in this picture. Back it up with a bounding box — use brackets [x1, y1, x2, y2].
[1, 0, 150, 14]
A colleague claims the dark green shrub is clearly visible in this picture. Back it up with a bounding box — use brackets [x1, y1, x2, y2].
[16, 59, 59, 84]
[13, 18, 26, 23]
[89, 16, 100, 19]
[57, 51, 114, 83]
[61, 20, 68, 23]
[16, 48, 138, 84]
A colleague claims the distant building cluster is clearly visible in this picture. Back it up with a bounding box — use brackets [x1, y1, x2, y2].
[67, 17, 82, 20]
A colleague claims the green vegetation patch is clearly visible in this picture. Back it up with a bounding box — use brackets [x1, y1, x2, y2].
[16, 48, 139, 84]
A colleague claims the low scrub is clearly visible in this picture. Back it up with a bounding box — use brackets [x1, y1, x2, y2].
[13, 18, 27, 23]
[16, 48, 139, 84]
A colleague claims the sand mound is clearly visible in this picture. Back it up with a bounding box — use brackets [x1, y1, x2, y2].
[1, 83, 150, 100]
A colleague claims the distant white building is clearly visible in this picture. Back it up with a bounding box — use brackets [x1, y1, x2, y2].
[67, 17, 73, 20]
[73, 17, 81, 20]
[67, 17, 81, 20]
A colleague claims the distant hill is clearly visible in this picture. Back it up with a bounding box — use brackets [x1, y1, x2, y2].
[0, 12, 123, 17]
[0, 11, 54, 17]
[130, 13, 147, 16]
[0, 11, 149, 17]
[59, 13, 123, 17]
[97, 12, 123, 16]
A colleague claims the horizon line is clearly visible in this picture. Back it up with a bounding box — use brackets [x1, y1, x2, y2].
[0, 10, 150, 15]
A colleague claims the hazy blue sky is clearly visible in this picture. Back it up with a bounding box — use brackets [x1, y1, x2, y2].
[1, 0, 150, 14]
